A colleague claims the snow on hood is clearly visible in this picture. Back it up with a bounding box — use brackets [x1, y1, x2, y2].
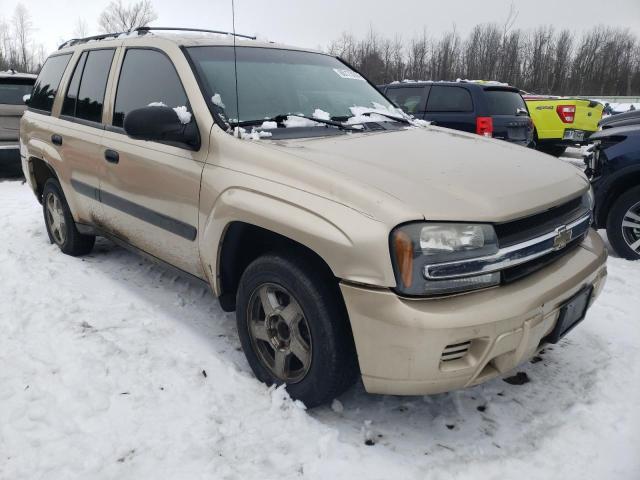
[261, 127, 588, 223]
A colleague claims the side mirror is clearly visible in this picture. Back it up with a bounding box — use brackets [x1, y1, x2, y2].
[23, 94, 31, 105]
[123, 106, 200, 150]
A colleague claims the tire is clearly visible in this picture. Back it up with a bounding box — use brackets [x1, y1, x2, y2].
[537, 144, 567, 157]
[236, 253, 358, 407]
[606, 186, 640, 260]
[42, 178, 95, 256]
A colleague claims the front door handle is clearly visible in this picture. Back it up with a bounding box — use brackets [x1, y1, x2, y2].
[104, 149, 119, 164]
[51, 134, 62, 146]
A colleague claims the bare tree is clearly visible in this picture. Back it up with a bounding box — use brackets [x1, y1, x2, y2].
[325, 24, 640, 96]
[13, 3, 32, 72]
[73, 18, 89, 38]
[98, 0, 157, 33]
[0, 4, 46, 73]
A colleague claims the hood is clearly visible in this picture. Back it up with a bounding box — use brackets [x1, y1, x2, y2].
[261, 126, 589, 223]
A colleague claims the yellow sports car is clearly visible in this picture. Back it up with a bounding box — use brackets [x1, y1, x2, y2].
[524, 95, 604, 156]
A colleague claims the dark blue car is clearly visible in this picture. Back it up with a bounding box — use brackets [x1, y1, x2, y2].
[379, 81, 534, 147]
[586, 123, 640, 260]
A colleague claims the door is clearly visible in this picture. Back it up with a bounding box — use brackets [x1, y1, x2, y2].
[423, 85, 476, 133]
[97, 47, 205, 277]
[53, 48, 117, 223]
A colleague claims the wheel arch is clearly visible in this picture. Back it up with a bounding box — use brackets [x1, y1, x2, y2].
[596, 167, 640, 228]
[28, 156, 59, 203]
[199, 186, 395, 311]
[216, 221, 339, 312]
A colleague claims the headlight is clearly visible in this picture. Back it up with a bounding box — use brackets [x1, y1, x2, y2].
[391, 223, 500, 296]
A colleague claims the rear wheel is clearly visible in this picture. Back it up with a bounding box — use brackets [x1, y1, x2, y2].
[607, 186, 640, 260]
[236, 254, 358, 407]
[42, 179, 95, 256]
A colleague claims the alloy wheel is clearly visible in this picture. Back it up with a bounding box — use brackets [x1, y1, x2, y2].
[45, 192, 67, 246]
[621, 201, 640, 254]
[246, 283, 312, 383]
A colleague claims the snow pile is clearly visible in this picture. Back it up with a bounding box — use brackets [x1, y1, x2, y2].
[211, 93, 226, 109]
[233, 126, 273, 140]
[259, 121, 278, 130]
[312, 109, 331, 121]
[147, 102, 192, 124]
[0, 181, 639, 478]
[173, 106, 192, 125]
[283, 116, 321, 128]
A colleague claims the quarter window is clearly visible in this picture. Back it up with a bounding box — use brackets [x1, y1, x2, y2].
[62, 49, 115, 123]
[30, 54, 72, 112]
[113, 49, 188, 128]
[426, 86, 473, 112]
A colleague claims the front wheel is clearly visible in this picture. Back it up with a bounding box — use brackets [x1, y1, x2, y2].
[236, 254, 358, 407]
[606, 186, 640, 260]
[42, 179, 95, 256]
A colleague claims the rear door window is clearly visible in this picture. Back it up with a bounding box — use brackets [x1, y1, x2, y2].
[0, 78, 35, 105]
[113, 49, 188, 128]
[485, 90, 527, 116]
[385, 86, 429, 114]
[62, 49, 115, 123]
[62, 52, 88, 117]
[30, 54, 72, 112]
[426, 86, 473, 112]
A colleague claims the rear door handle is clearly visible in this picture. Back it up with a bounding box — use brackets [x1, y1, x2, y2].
[104, 149, 119, 164]
[51, 134, 62, 146]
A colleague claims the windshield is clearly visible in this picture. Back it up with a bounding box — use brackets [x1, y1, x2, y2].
[0, 79, 34, 105]
[186, 46, 395, 124]
[485, 90, 527, 116]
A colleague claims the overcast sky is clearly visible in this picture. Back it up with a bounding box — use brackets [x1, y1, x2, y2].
[2, 0, 639, 54]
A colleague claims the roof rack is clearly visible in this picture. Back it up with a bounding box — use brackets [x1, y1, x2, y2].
[58, 26, 256, 50]
[136, 26, 256, 40]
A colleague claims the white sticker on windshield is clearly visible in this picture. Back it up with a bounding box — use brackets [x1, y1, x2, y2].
[333, 68, 365, 81]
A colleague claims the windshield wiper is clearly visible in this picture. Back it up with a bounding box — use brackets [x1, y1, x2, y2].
[346, 111, 412, 125]
[233, 114, 359, 131]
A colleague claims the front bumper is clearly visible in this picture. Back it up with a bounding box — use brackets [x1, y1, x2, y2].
[341, 229, 608, 396]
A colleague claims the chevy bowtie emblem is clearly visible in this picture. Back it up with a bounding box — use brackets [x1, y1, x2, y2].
[553, 226, 573, 250]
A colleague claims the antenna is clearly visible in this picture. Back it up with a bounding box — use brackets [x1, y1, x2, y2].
[232, 0, 241, 137]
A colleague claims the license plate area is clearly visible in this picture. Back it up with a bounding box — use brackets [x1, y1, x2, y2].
[563, 130, 585, 141]
[507, 127, 527, 140]
[544, 286, 593, 344]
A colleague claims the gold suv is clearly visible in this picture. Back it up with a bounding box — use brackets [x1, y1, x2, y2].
[21, 28, 607, 407]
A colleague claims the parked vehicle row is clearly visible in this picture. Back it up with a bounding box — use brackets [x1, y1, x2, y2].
[379, 81, 534, 147]
[19, 28, 607, 407]
[0, 70, 36, 177]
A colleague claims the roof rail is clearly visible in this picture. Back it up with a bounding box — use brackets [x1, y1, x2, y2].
[58, 31, 127, 50]
[58, 26, 256, 50]
[135, 26, 256, 40]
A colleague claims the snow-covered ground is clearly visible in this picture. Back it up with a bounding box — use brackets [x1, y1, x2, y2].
[1, 177, 639, 480]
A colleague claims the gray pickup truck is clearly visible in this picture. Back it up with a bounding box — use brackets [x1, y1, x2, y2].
[1, 70, 36, 176]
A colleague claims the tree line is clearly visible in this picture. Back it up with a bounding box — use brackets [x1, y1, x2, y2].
[1, 1, 156, 74]
[328, 24, 640, 96]
[1, 0, 638, 96]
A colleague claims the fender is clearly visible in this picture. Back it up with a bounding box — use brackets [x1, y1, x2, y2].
[594, 164, 640, 228]
[199, 183, 396, 296]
